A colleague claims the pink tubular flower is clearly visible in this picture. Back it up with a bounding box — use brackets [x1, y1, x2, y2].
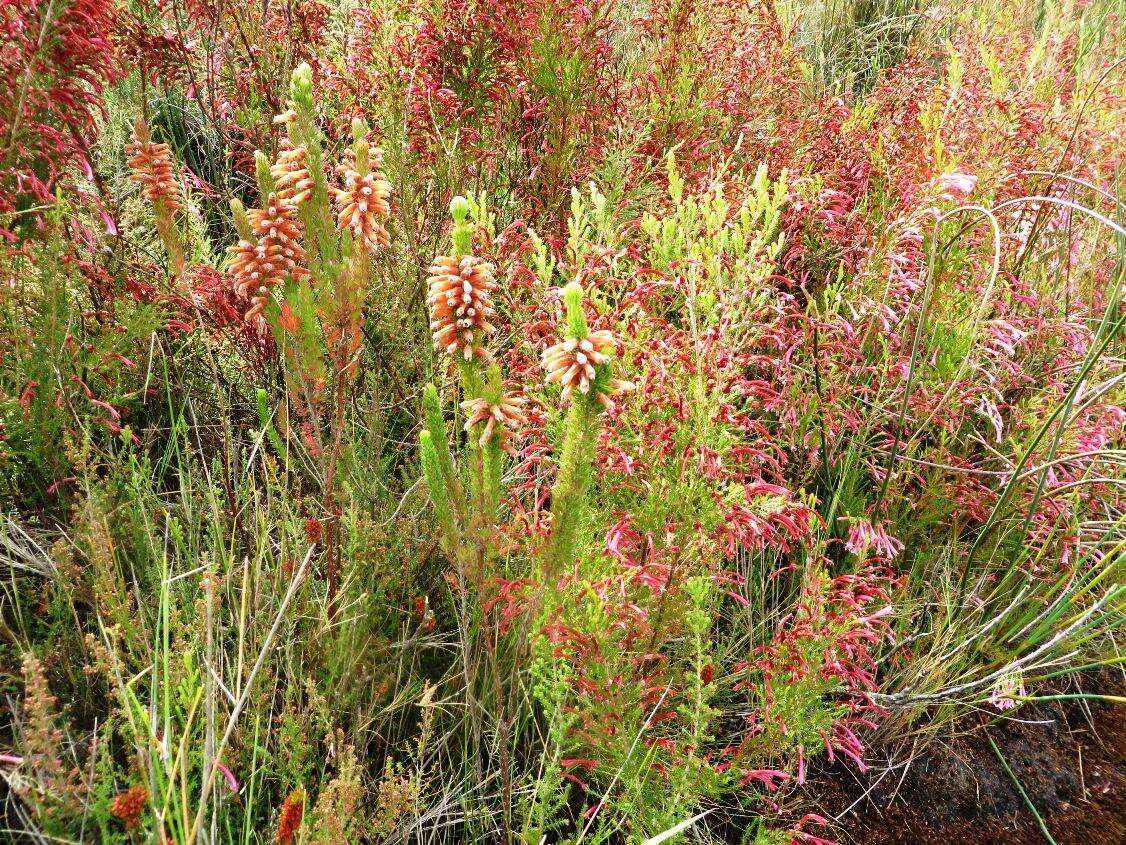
[216, 761, 240, 793]
[844, 519, 904, 560]
[934, 170, 977, 198]
[988, 673, 1026, 711]
[740, 769, 791, 790]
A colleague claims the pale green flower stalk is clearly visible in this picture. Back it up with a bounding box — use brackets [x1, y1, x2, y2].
[420, 430, 460, 558]
[419, 197, 503, 561]
[540, 282, 630, 576]
[284, 63, 338, 271]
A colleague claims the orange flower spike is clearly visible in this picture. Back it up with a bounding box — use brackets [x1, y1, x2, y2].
[542, 330, 616, 400]
[426, 255, 497, 360]
[270, 139, 315, 206]
[332, 146, 392, 251]
[227, 193, 309, 320]
[126, 118, 181, 215]
[461, 393, 527, 454]
[542, 283, 633, 412]
[276, 787, 304, 844]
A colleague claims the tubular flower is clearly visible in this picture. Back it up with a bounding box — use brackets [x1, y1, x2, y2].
[125, 134, 181, 214]
[427, 255, 497, 360]
[542, 330, 633, 409]
[332, 153, 392, 251]
[110, 784, 148, 829]
[461, 394, 527, 454]
[227, 194, 309, 319]
[270, 140, 315, 206]
[276, 787, 304, 845]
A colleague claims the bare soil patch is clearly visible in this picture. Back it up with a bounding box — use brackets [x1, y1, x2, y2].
[810, 679, 1126, 845]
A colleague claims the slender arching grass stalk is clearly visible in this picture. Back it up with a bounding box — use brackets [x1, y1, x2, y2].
[1012, 55, 1126, 274]
[899, 205, 1002, 452]
[1016, 693, 1126, 705]
[988, 734, 1059, 845]
[186, 546, 314, 844]
[961, 307, 1124, 591]
[942, 203, 1123, 603]
[875, 203, 1000, 516]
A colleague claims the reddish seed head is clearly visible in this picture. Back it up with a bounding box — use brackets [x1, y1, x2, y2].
[276, 788, 304, 844]
[304, 517, 322, 543]
[110, 784, 148, 829]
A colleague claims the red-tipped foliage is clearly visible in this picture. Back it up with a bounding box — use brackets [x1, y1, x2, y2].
[0, 0, 118, 235]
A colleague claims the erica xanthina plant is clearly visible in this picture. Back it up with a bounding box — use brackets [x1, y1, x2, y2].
[420, 194, 544, 580]
[540, 281, 631, 575]
[224, 63, 395, 607]
[420, 196, 632, 579]
[125, 130, 185, 281]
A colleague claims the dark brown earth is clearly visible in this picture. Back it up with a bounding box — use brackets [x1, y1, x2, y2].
[809, 679, 1126, 845]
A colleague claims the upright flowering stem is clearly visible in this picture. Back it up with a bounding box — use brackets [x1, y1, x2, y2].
[285, 63, 337, 272]
[462, 362, 523, 526]
[419, 430, 460, 558]
[126, 117, 185, 284]
[419, 195, 534, 796]
[332, 120, 392, 253]
[231, 65, 396, 614]
[422, 382, 464, 525]
[540, 282, 630, 576]
[425, 195, 502, 543]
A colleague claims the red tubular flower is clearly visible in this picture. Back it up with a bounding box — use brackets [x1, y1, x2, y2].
[189, 265, 275, 362]
[304, 517, 323, 543]
[0, 0, 118, 228]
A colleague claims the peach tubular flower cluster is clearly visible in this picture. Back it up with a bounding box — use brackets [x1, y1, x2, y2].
[110, 784, 148, 829]
[427, 255, 497, 360]
[461, 394, 527, 454]
[270, 139, 315, 206]
[542, 329, 633, 409]
[227, 194, 309, 319]
[333, 152, 392, 251]
[125, 135, 181, 214]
